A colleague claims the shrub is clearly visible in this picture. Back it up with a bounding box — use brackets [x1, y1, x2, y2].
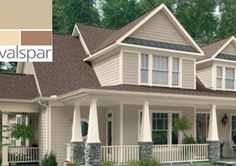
[126, 161, 139, 166]
[100, 161, 115, 166]
[41, 152, 57, 166]
[126, 159, 160, 166]
[183, 135, 196, 144]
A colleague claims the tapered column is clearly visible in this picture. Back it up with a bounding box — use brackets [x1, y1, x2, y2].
[207, 104, 220, 162]
[2, 112, 9, 166]
[85, 98, 101, 166]
[70, 104, 85, 165]
[25, 114, 29, 147]
[138, 101, 153, 160]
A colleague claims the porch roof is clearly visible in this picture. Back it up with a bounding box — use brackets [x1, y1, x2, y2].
[0, 73, 39, 100]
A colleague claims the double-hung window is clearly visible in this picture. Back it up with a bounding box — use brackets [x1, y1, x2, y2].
[152, 113, 168, 144]
[152, 55, 168, 85]
[172, 58, 179, 86]
[140, 54, 149, 84]
[225, 68, 235, 90]
[216, 66, 223, 89]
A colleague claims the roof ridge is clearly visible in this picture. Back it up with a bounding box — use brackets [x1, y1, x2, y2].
[201, 36, 232, 48]
[77, 22, 117, 31]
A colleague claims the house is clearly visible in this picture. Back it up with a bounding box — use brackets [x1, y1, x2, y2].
[1, 3, 236, 166]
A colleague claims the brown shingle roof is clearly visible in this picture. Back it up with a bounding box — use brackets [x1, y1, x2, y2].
[78, 8, 155, 54]
[77, 23, 117, 53]
[197, 37, 231, 62]
[33, 34, 100, 97]
[0, 73, 39, 100]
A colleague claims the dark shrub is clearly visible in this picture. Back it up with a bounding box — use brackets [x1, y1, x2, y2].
[41, 152, 57, 166]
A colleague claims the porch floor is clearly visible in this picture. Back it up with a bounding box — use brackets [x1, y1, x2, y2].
[215, 158, 236, 165]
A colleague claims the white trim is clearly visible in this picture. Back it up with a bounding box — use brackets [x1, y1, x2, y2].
[73, 25, 91, 56]
[230, 113, 236, 142]
[106, 110, 113, 145]
[119, 50, 124, 84]
[32, 63, 43, 98]
[118, 43, 203, 57]
[116, 4, 204, 56]
[119, 103, 124, 145]
[193, 107, 197, 140]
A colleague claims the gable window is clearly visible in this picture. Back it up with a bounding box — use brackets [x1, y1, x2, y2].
[216, 66, 223, 89]
[172, 58, 179, 86]
[140, 54, 149, 83]
[225, 68, 235, 90]
[153, 55, 168, 85]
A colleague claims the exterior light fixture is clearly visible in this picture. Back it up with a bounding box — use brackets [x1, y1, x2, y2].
[221, 113, 228, 126]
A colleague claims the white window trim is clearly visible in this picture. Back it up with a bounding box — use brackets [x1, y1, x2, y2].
[138, 54, 182, 88]
[137, 110, 182, 145]
[214, 65, 236, 91]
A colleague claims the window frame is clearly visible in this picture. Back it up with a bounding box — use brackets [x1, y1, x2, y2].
[139, 53, 181, 88]
[140, 54, 149, 84]
[216, 66, 223, 89]
[225, 67, 235, 90]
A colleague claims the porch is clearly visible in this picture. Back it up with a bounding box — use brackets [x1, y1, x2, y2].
[63, 93, 236, 165]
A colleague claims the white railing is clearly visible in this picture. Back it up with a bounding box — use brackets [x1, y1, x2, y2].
[101, 145, 139, 165]
[153, 144, 209, 164]
[8, 147, 39, 163]
[66, 143, 71, 162]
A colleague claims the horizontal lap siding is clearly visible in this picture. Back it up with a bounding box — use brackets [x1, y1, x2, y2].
[221, 42, 236, 55]
[23, 62, 34, 74]
[51, 106, 73, 166]
[38, 109, 47, 161]
[182, 59, 195, 89]
[123, 52, 139, 84]
[197, 67, 213, 89]
[130, 11, 188, 46]
[93, 54, 120, 86]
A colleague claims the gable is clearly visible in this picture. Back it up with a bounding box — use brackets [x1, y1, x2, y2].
[130, 10, 189, 46]
[221, 41, 236, 56]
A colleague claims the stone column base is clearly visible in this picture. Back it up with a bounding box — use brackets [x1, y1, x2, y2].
[207, 141, 220, 162]
[85, 143, 101, 166]
[138, 142, 153, 160]
[70, 142, 85, 165]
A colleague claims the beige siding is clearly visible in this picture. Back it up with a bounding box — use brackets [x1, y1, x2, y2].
[130, 11, 189, 46]
[38, 108, 47, 161]
[221, 42, 236, 55]
[182, 59, 195, 89]
[123, 52, 139, 84]
[23, 62, 34, 74]
[197, 67, 213, 89]
[93, 53, 120, 86]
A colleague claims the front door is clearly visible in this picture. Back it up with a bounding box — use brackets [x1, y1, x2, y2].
[196, 113, 209, 143]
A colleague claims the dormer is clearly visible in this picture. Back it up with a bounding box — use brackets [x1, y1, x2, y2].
[197, 36, 236, 91]
[74, 4, 203, 89]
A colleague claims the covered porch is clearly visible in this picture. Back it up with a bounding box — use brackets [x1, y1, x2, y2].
[63, 90, 236, 165]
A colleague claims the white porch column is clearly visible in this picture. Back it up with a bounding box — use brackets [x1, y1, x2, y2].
[2, 112, 9, 166]
[87, 98, 100, 143]
[25, 114, 29, 147]
[71, 104, 83, 142]
[207, 104, 219, 141]
[141, 101, 152, 142]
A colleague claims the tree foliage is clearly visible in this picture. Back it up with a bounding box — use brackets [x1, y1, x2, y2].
[218, 0, 236, 38]
[175, 0, 219, 42]
[138, 0, 176, 13]
[0, 62, 16, 73]
[53, 0, 100, 34]
[101, 0, 140, 29]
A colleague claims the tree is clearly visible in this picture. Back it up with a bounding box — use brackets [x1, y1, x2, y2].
[138, 0, 176, 13]
[101, 0, 141, 29]
[53, 0, 100, 34]
[218, 0, 236, 38]
[0, 62, 16, 73]
[175, 0, 219, 42]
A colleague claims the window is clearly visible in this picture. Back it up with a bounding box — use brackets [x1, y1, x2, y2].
[216, 66, 223, 89]
[140, 54, 149, 83]
[152, 113, 168, 144]
[172, 113, 179, 144]
[152, 55, 168, 85]
[232, 116, 236, 144]
[172, 58, 179, 86]
[225, 68, 235, 90]
[81, 120, 88, 137]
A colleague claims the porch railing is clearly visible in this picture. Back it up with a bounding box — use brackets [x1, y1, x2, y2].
[153, 144, 209, 164]
[101, 145, 139, 165]
[8, 146, 39, 163]
[66, 143, 71, 162]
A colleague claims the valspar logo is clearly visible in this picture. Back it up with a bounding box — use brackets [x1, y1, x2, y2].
[0, 45, 53, 62]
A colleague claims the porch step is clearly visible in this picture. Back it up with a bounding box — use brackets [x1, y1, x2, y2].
[215, 159, 236, 166]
